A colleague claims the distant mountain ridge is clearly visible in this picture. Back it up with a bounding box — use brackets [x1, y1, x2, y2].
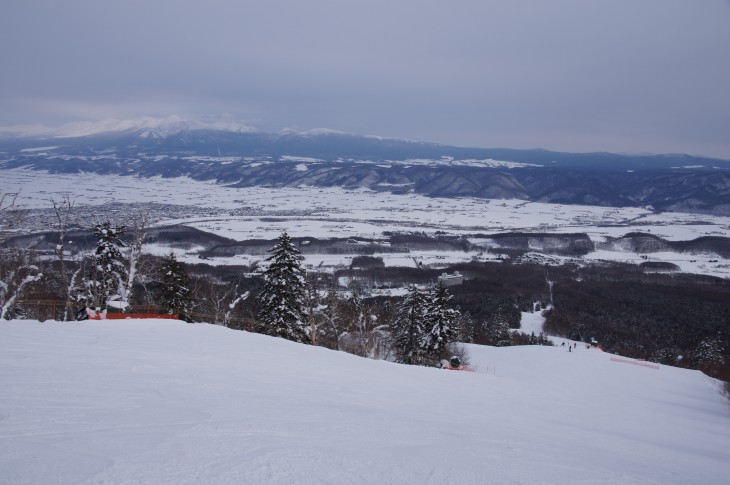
[1, 118, 729, 214]
[0, 115, 256, 139]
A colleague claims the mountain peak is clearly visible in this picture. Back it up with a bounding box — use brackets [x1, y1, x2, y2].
[279, 127, 353, 138]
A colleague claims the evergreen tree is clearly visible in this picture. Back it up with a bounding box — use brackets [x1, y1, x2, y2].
[651, 347, 682, 366]
[257, 232, 310, 343]
[692, 335, 725, 376]
[93, 221, 127, 309]
[456, 311, 475, 343]
[486, 320, 513, 347]
[71, 255, 99, 318]
[158, 251, 193, 322]
[421, 281, 460, 361]
[391, 285, 428, 365]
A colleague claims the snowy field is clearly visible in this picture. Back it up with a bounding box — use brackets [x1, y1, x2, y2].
[1, 318, 728, 484]
[2, 169, 730, 277]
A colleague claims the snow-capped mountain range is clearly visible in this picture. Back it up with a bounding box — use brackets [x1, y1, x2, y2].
[1, 116, 729, 215]
[0, 115, 256, 139]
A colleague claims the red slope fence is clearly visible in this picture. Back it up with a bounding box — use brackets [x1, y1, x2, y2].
[11, 300, 180, 321]
[610, 356, 660, 370]
[10, 299, 257, 329]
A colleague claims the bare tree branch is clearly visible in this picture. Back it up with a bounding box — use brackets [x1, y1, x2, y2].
[0, 192, 22, 243]
[51, 195, 75, 320]
[0, 192, 19, 212]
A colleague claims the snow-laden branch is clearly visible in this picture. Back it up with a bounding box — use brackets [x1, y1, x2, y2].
[228, 291, 250, 310]
[225, 291, 249, 325]
[1, 270, 43, 320]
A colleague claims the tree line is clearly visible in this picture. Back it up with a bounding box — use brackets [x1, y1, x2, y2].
[2, 193, 724, 380]
[0, 215, 495, 367]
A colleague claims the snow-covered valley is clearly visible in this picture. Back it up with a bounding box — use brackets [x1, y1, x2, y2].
[2, 169, 729, 279]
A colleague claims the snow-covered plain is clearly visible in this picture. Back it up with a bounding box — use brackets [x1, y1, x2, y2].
[0, 318, 728, 484]
[2, 169, 730, 277]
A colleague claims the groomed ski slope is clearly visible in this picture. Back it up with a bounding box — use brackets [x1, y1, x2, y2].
[1, 319, 728, 484]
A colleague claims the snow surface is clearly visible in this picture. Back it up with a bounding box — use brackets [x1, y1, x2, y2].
[518, 310, 547, 336]
[1, 319, 728, 484]
[5, 169, 727, 242]
[2, 169, 730, 278]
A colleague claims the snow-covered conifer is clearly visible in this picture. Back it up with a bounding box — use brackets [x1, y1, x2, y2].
[488, 320, 513, 347]
[158, 251, 193, 322]
[391, 285, 428, 365]
[93, 221, 127, 310]
[257, 232, 310, 343]
[692, 335, 725, 376]
[421, 281, 460, 361]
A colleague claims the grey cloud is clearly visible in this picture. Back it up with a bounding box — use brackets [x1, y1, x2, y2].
[1, 0, 729, 158]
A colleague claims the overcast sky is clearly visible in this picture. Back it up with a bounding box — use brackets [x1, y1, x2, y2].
[1, 0, 729, 158]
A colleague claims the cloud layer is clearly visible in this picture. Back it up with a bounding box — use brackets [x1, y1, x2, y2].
[1, 0, 729, 157]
